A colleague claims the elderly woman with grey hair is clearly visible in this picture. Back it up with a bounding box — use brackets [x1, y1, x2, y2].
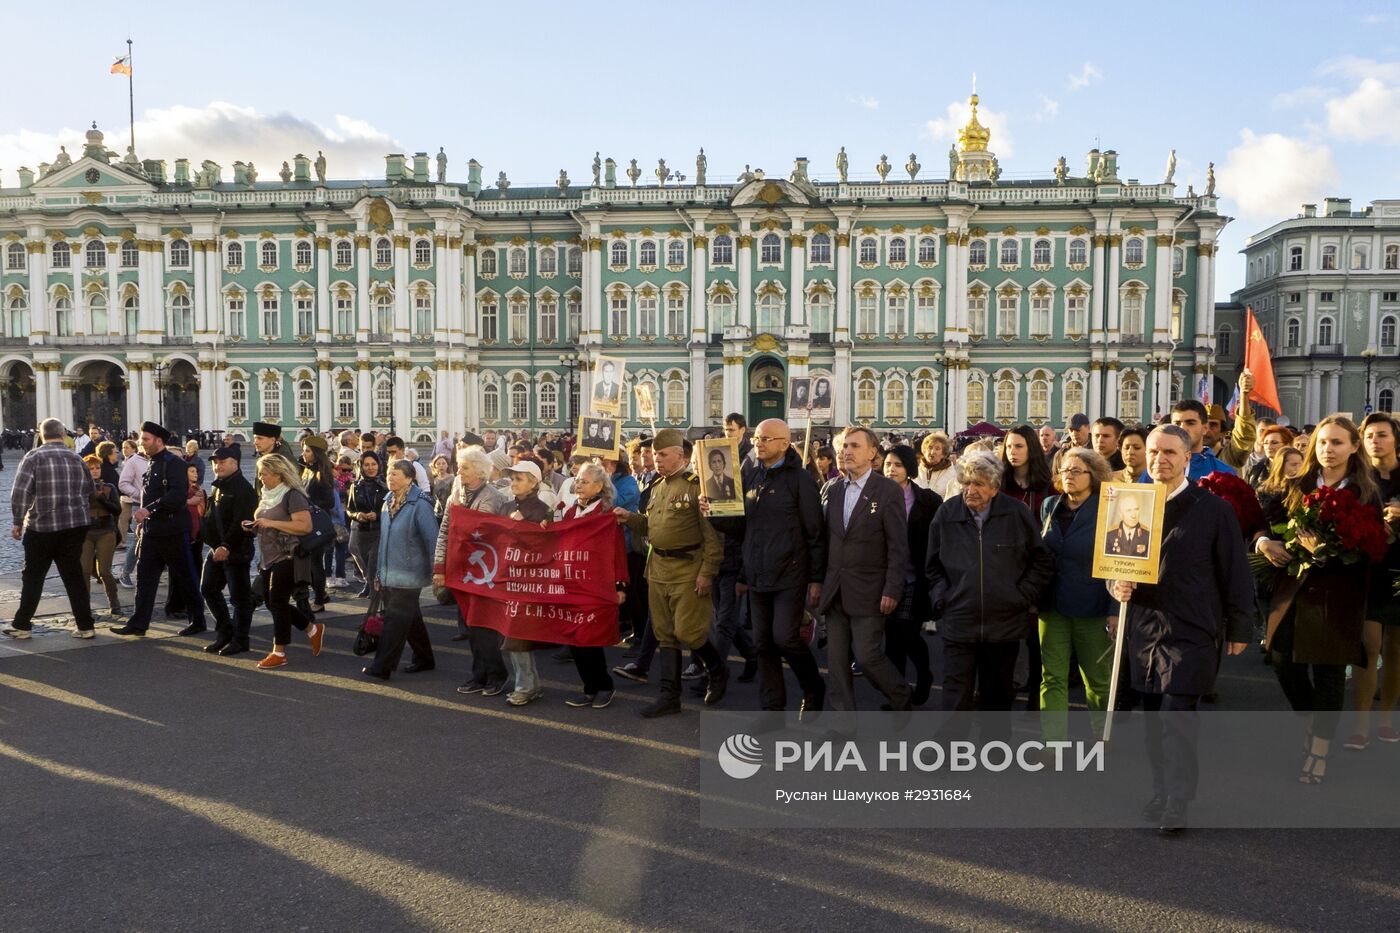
[557, 462, 627, 709]
[925, 448, 1055, 721]
[433, 445, 514, 695]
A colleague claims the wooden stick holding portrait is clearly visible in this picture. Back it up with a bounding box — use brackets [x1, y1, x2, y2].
[1092, 481, 1168, 742]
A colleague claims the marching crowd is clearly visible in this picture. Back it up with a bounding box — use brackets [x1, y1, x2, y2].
[5, 366, 1399, 834]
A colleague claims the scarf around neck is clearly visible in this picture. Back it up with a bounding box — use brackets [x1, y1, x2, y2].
[258, 482, 291, 514]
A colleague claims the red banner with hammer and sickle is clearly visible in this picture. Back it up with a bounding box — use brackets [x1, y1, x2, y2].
[444, 507, 627, 646]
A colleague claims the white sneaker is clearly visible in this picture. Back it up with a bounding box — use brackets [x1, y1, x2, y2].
[1, 625, 32, 640]
[72, 629, 96, 639]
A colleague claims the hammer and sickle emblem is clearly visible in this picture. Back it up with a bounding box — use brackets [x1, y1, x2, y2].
[461, 536, 499, 587]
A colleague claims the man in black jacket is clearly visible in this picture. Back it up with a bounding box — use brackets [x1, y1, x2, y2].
[201, 443, 258, 656]
[1110, 424, 1253, 835]
[819, 426, 910, 711]
[112, 421, 208, 637]
[708, 419, 826, 715]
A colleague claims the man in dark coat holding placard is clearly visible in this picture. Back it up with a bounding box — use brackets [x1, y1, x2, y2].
[1110, 424, 1254, 835]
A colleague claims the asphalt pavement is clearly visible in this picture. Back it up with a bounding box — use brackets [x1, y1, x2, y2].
[2, 586, 1398, 933]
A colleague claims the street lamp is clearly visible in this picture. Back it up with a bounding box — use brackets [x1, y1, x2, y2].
[559, 351, 580, 425]
[1362, 348, 1378, 414]
[152, 357, 168, 426]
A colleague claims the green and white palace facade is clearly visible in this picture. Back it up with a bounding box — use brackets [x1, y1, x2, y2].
[0, 102, 1227, 442]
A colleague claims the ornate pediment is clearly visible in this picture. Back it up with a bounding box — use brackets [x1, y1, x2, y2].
[729, 178, 813, 208]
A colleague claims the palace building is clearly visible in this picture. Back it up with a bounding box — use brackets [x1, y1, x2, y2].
[0, 98, 1228, 442]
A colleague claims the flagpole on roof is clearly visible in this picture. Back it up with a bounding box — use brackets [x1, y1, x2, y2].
[127, 38, 135, 154]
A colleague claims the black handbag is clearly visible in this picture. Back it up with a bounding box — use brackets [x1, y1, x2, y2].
[296, 504, 335, 556]
[352, 590, 382, 656]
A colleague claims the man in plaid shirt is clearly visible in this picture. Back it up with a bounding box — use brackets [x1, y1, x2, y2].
[3, 418, 98, 639]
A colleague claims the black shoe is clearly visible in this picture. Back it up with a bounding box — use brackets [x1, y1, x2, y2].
[164, 609, 187, 620]
[737, 658, 758, 683]
[564, 692, 597, 708]
[108, 624, 146, 636]
[1158, 798, 1187, 835]
[362, 666, 391, 681]
[912, 670, 933, 707]
[690, 676, 709, 698]
[640, 696, 683, 718]
[204, 637, 231, 654]
[451, 632, 469, 641]
[703, 661, 729, 706]
[176, 622, 208, 637]
[1140, 793, 1168, 822]
[681, 662, 705, 681]
[612, 662, 648, 684]
[403, 659, 435, 674]
[218, 641, 250, 657]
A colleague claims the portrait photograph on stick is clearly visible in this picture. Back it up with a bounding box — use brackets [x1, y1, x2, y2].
[590, 354, 626, 415]
[576, 414, 621, 458]
[696, 438, 744, 515]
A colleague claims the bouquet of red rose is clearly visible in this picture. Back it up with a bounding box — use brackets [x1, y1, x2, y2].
[1199, 470, 1266, 540]
[1256, 485, 1389, 580]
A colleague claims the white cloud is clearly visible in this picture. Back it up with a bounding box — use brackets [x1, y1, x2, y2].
[1360, 12, 1397, 26]
[845, 93, 880, 110]
[1034, 95, 1059, 122]
[1270, 85, 1332, 109]
[1066, 62, 1102, 91]
[1325, 75, 1400, 143]
[1216, 129, 1338, 220]
[925, 99, 1014, 158]
[0, 101, 400, 181]
[1318, 56, 1400, 82]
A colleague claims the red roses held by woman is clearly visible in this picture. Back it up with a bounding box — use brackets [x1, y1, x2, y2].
[1261, 484, 1390, 578]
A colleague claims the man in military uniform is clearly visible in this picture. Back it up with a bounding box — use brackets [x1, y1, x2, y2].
[251, 421, 297, 494]
[616, 428, 728, 717]
[111, 421, 209, 637]
[1106, 493, 1152, 559]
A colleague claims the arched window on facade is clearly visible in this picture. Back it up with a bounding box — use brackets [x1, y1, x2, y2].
[855, 376, 877, 422]
[415, 376, 434, 421]
[995, 375, 1017, 423]
[611, 240, 628, 267]
[297, 378, 316, 422]
[261, 240, 278, 268]
[374, 238, 392, 266]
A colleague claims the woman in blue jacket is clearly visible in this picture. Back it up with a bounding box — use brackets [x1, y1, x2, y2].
[364, 460, 440, 680]
[1038, 447, 1118, 742]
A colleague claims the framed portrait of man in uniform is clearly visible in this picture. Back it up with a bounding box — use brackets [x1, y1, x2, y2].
[590, 355, 626, 416]
[1091, 482, 1167, 584]
[695, 438, 744, 516]
[576, 415, 621, 459]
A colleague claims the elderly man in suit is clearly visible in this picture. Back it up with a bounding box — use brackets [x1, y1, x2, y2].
[819, 426, 911, 711]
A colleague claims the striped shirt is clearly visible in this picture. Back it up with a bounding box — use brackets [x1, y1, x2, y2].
[10, 441, 95, 533]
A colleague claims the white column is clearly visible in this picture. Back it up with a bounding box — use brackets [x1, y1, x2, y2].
[317, 360, 332, 432]
[1368, 289, 1381, 350]
[106, 246, 121, 337]
[1327, 369, 1341, 414]
[1090, 235, 1106, 345]
[1195, 245, 1212, 343]
[207, 241, 222, 342]
[462, 242, 477, 340]
[1105, 235, 1122, 339]
[723, 352, 744, 415]
[315, 233, 331, 344]
[690, 228, 707, 339]
[835, 230, 851, 339]
[1204, 244, 1218, 345]
[356, 231, 371, 337]
[28, 239, 49, 345]
[943, 234, 961, 340]
[197, 361, 215, 428]
[139, 366, 157, 422]
[356, 359, 371, 433]
[789, 226, 806, 327]
[737, 221, 753, 330]
[393, 233, 410, 343]
[464, 363, 481, 431]
[588, 235, 604, 340]
[1088, 365, 1103, 421]
[1152, 234, 1171, 340]
[833, 346, 852, 425]
[70, 244, 83, 334]
[433, 233, 448, 342]
[1105, 363, 1120, 417]
[139, 238, 162, 344]
[689, 347, 707, 425]
[192, 241, 208, 339]
[951, 359, 967, 431]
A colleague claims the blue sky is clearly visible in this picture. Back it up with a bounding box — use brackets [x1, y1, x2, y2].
[4, 0, 1399, 298]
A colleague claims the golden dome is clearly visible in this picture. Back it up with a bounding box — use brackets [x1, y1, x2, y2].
[958, 94, 991, 153]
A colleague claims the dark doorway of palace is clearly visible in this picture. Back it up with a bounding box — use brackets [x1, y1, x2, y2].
[71, 361, 127, 436]
[1, 360, 38, 431]
[160, 359, 200, 435]
[748, 356, 785, 428]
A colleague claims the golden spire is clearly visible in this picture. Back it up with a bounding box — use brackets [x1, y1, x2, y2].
[957, 90, 991, 153]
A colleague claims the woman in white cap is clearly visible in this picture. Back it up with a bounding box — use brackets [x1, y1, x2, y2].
[501, 458, 553, 706]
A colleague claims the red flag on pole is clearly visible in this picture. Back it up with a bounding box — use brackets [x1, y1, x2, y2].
[1243, 306, 1282, 414]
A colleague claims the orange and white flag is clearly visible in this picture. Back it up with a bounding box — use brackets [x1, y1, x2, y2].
[110, 56, 131, 76]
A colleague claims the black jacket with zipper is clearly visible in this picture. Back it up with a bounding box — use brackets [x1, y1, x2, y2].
[202, 470, 258, 562]
[709, 447, 826, 592]
[925, 492, 1054, 643]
